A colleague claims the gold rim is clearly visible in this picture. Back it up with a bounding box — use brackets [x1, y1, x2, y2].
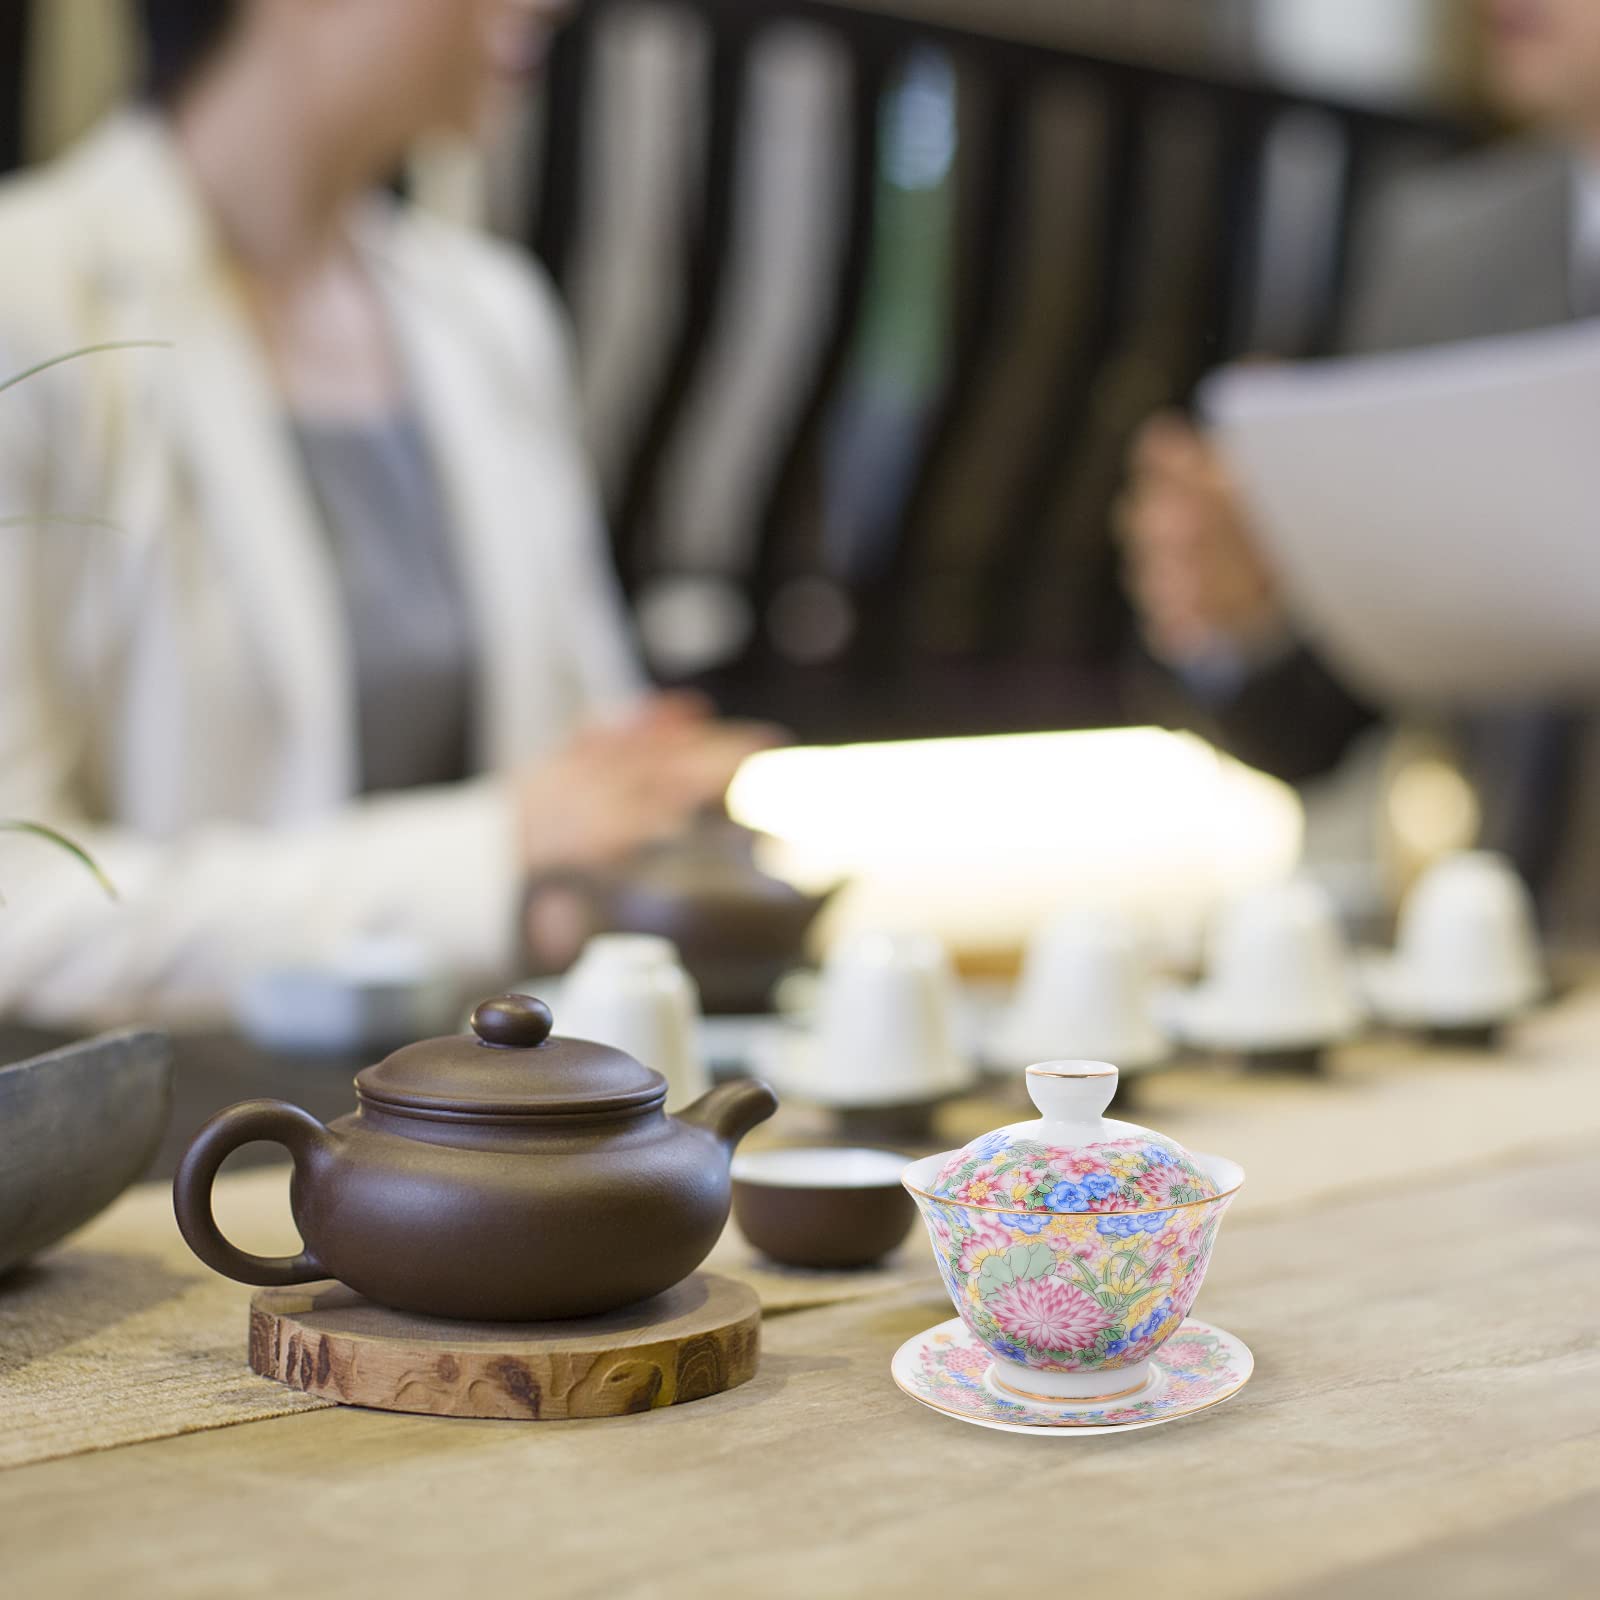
[901, 1173, 1244, 1217]
[892, 1369, 1253, 1431]
[990, 1371, 1151, 1406]
[1025, 1064, 1117, 1080]
[892, 1339, 1254, 1431]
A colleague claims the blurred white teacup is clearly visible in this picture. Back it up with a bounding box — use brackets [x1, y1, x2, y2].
[1365, 851, 1543, 1031]
[772, 930, 973, 1106]
[1166, 880, 1361, 1055]
[558, 934, 709, 1110]
[991, 908, 1167, 1072]
[236, 934, 457, 1055]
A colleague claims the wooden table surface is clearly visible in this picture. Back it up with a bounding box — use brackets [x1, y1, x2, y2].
[4, 1006, 1599, 1598]
[2, 1143, 1596, 1599]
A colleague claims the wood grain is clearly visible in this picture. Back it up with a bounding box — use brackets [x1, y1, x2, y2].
[247, 1273, 760, 1420]
[4, 1145, 1598, 1598]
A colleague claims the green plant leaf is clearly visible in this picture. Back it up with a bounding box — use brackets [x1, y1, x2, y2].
[1007, 1242, 1054, 1282]
[0, 341, 170, 398]
[0, 512, 125, 534]
[0, 820, 118, 902]
[977, 1254, 1015, 1299]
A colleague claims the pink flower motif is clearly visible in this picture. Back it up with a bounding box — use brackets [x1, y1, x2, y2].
[1137, 1164, 1194, 1205]
[1001, 1164, 1049, 1202]
[1051, 1154, 1106, 1179]
[1160, 1338, 1212, 1371]
[956, 1220, 1015, 1274]
[1071, 1244, 1095, 1259]
[946, 1345, 989, 1378]
[989, 1277, 1115, 1353]
[1086, 1194, 1124, 1212]
[1155, 1229, 1182, 1252]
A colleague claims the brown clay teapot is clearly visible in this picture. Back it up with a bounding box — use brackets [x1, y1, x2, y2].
[525, 818, 837, 1015]
[173, 995, 777, 1322]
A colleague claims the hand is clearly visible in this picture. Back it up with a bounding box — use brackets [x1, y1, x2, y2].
[515, 693, 782, 873]
[1117, 413, 1285, 666]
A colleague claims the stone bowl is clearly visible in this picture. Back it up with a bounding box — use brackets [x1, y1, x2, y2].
[0, 1030, 173, 1278]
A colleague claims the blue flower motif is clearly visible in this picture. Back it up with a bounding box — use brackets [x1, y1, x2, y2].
[1046, 1180, 1091, 1211]
[972, 1131, 1011, 1160]
[1096, 1210, 1172, 1238]
[1103, 1337, 1131, 1358]
[1010, 1211, 1050, 1234]
[1127, 1299, 1173, 1345]
[1143, 1144, 1176, 1166]
[989, 1338, 1031, 1363]
[1081, 1173, 1120, 1199]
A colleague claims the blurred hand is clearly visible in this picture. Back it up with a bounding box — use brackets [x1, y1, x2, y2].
[1117, 413, 1285, 666]
[515, 693, 782, 873]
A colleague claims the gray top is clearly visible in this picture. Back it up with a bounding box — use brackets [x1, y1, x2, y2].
[294, 414, 476, 795]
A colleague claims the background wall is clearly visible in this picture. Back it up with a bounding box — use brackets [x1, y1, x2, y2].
[3, 0, 1478, 755]
[19, 0, 1481, 166]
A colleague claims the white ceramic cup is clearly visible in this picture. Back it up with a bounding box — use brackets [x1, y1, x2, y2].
[1380, 851, 1543, 1026]
[558, 934, 709, 1111]
[1179, 880, 1361, 1051]
[795, 930, 972, 1105]
[992, 908, 1167, 1071]
[236, 935, 457, 1055]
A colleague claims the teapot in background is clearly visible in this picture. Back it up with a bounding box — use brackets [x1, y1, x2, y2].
[525, 816, 838, 1014]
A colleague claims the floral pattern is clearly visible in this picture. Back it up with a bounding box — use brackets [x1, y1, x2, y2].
[931, 1133, 1217, 1214]
[893, 1316, 1251, 1430]
[909, 1186, 1234, 1374]
[989, 1276, 1115, 1350]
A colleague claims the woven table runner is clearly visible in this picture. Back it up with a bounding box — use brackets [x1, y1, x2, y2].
[0, 1166, 935, 1471]
[4, 984, 1599, 1470]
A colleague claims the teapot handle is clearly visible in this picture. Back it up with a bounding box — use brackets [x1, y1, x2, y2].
[172, 1100, 332, 1286]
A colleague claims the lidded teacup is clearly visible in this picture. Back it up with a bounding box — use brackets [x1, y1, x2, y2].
[902, 1062, 1242, 1405]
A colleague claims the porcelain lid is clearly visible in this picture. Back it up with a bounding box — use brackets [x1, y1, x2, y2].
[927, 1061, 1219, 1213]
[356, 994, 667, 1121]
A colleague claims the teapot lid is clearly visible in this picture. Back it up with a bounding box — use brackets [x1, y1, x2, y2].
[926, 1061, 1219, 1213]
[356, 994, 666, 1122]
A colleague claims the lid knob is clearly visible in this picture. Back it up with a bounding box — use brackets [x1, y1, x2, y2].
[1025, 1061, 1118, 1124]
[471, 994, 554, 1050]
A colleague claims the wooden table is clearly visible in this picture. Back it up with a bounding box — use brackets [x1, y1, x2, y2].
[4, 1004, 1599, 1597]
[3, 1144, 1596, 1599]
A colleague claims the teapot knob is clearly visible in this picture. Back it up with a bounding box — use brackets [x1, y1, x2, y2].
[471, 994, 554, 1050]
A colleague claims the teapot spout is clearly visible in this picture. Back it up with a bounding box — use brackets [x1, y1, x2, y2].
[675, 1079, 778, 1149]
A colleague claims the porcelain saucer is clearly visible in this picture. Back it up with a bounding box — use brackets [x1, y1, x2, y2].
[892, 1315, 1253, 1436]
[751, 1027, 974, 1110]
[1357, 949, 1540, 1031]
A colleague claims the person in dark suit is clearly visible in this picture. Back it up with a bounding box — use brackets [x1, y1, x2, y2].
[1121, 0, 1600, 932]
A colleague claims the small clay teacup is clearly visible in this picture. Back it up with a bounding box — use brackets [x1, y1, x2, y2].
[731, 1147, 916, 1270]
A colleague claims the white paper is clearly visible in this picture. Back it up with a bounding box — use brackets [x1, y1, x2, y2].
[1199, 323, 1600, 708]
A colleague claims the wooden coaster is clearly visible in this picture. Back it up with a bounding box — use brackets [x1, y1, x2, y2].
[248, 1273, 760, 1421]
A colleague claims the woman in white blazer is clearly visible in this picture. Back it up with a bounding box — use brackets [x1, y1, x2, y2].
[0, 0, 769, 1024]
